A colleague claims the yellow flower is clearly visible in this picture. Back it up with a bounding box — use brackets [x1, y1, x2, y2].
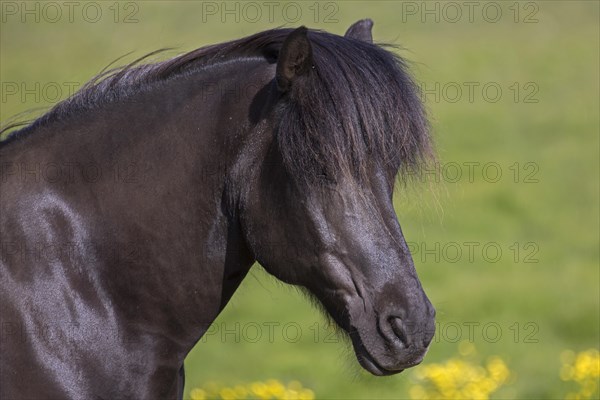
[189, 379, 315, 400]
[219, 388, 236, 400]
[233, 385, 248, 399]
[410, 345, 510, 400]
[562, 348, 600, 400]
[298, 389, 315, 400]
[266, 379, 285, 398]
[409, 384, 427, 400]
[251, 381, 268, 398]
[190, 388, 206, 400]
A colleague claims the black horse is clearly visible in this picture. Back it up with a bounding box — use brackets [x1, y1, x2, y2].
[0, 20, 435, 398]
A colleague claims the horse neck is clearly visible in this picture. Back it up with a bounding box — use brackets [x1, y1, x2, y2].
[6, 57, 275, 354]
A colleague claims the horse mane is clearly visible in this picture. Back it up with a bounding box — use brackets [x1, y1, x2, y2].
[272, 30, 432, 185]
[1, 28, 432, 183]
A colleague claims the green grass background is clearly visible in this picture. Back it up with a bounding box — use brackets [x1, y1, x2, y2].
[1, 1, 598, 398]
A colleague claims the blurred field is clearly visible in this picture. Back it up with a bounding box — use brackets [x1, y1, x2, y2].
[1, 1, 598, 399]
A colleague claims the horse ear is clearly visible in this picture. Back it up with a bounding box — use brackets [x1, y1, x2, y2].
[344, 19, 374, 43]
[276, 26, 313, 92]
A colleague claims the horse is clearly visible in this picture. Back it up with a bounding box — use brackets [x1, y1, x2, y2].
[0, 19, 435, 399]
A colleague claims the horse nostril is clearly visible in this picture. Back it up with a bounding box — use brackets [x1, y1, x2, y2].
[389, 317, 410, 347]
